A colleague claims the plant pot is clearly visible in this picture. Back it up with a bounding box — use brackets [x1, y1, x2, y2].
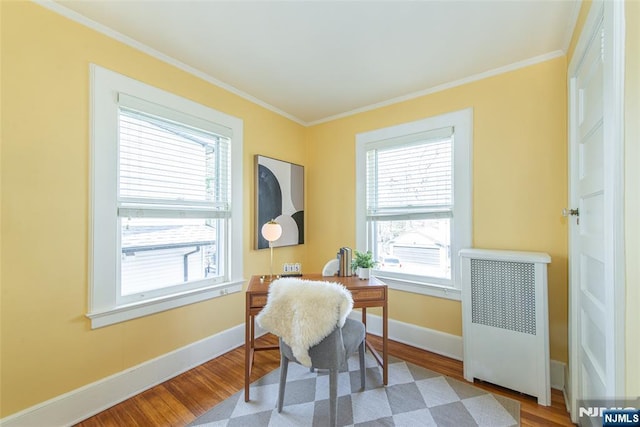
[357, 267, 370, 280]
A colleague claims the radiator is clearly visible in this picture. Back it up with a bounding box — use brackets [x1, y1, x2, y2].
[459, 248, 552, 406]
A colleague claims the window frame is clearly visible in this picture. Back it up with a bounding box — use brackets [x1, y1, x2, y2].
[88, 64, 244, 328]
[355, 108, 472, 300]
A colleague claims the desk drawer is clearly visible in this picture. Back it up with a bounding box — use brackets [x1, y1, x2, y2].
[351, 287, 385, 302]
[249, 293, 268, 308]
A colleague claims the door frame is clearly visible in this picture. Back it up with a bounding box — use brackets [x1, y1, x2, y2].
[567, 0, 626, 421]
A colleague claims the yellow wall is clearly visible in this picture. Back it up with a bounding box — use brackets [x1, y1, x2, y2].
[306, 58, 568, 357]
[0, 2, 306, 416]
[2, 0, 573, 418]
[624, 0, 640, 397]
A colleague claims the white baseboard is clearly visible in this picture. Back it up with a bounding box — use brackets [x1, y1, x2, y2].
[563, 364, 573, 415]
[0, 324, 245, 427]
[550, 359, 567, 391]
[349, 310, 464, 361]
[351, 310, 567, 392]
[2, 314, 568, 426]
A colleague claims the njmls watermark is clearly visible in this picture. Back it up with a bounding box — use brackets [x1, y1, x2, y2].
[578, 398, 640, 426]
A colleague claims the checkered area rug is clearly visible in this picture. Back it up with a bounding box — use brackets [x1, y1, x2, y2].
[189, 353, 520, 426]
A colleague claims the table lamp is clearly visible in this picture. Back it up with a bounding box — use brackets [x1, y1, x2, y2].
[261, 220, 282, 280]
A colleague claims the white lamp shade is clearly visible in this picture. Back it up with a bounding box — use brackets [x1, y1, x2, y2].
[261, 221, 282, 242]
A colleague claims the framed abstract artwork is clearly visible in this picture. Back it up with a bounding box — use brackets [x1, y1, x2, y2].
[255, 155, 304, 249]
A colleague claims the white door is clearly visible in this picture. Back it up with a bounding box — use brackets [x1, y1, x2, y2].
[567, 0, 625, 423]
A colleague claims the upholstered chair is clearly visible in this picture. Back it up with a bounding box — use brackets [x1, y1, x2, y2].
[278, 318, 365, 427]
[256, 278, 366, 427]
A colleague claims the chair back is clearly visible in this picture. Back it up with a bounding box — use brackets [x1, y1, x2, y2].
[256, 278, 353, 367]
[279, 326, 346, 370]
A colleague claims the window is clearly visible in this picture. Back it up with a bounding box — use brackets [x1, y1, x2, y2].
[355, 108, 472, 299]
[89, 65, 243, 328]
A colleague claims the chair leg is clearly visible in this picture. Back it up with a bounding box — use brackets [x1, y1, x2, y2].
[329, 368, 338, 427]
[359, 340, 365, 389]
[277, 354, 289, 413]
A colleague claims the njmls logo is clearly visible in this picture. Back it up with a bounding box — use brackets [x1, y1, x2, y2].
[602, 409, 640, 426]
[578, 399, 640, 427]
[579, 407, 638, 418]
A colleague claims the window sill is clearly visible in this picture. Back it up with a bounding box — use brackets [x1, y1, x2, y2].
[86, 279, 244, 328]
[373, 274, 461, 301]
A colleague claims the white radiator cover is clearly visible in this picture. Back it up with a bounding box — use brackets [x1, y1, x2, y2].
[459, 248, 552, 406]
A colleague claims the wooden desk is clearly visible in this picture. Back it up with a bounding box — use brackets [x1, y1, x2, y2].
[244, 274, 388, 401]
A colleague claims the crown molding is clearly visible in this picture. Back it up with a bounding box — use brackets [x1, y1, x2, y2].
[35, 0, 567, 128]
[32, 0, 306, 126]
[308, 50, 565, 126]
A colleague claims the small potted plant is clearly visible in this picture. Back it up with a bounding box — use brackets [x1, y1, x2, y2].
[352, 250, 377, 280]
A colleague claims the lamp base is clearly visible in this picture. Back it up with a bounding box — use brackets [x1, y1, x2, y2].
[259, 274, 280, 283]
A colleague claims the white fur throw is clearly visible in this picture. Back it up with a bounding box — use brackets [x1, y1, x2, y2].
[256, 278, 354, 367]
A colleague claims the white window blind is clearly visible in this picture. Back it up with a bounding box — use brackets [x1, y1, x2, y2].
[116, 104, 230, 301]
[366, 127, 453, 221]
[355, 109, 471, 300]
[117, 103, 231, 218]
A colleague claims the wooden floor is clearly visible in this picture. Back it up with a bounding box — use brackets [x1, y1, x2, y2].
[75, 334, 574, 426]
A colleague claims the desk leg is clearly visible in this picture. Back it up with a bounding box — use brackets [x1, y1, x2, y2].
[361, 307, 388, 385]
[383, 299, 388, 385]
[244, 299, 251, 401]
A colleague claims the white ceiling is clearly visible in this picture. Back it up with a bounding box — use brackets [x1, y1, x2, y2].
[51, 0, 580, 125]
